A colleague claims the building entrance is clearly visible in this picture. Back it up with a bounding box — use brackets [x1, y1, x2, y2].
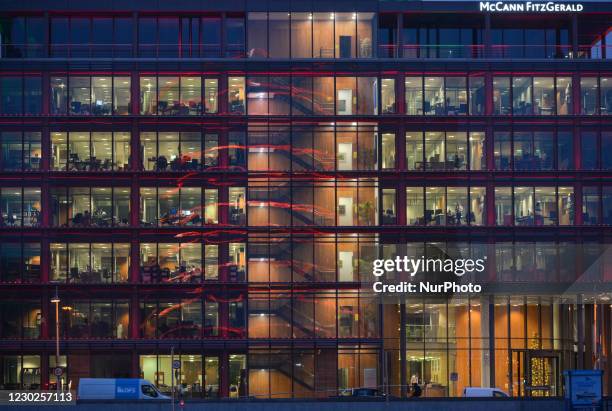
[512, 349, 561, 397]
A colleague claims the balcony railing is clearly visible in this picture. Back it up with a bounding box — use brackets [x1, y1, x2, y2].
[2, 43, 610, 60]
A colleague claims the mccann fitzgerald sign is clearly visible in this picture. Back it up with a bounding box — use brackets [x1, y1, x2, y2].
[479, 1, 584, 12]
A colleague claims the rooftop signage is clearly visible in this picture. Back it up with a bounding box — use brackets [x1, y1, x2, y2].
[479, 1, 584, 12]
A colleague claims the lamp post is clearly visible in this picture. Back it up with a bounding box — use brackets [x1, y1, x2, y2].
[50, 287, 61, 392]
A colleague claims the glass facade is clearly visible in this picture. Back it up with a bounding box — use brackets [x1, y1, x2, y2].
[0, 2, 611, 400]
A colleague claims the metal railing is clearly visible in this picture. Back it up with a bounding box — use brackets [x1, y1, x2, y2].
[1, 43, 610, 60]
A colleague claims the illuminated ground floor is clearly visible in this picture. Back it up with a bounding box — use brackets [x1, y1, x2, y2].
[1, 294, 610, 398]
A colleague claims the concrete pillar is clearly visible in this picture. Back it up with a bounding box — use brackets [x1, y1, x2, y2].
[577, 295, 584, 369]
[481, 295, 491, 388]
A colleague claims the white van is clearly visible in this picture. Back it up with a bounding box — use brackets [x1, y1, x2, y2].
[77, 378, 170, 400]
[463, 387, 509, 397]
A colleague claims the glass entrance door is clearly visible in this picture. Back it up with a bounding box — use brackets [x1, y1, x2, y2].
[512, 350, 560, 397]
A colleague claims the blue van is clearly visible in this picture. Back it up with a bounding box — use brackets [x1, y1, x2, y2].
[77, 378, 170, 400]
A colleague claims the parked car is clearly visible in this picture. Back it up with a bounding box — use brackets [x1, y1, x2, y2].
[463, 387, 509, 397]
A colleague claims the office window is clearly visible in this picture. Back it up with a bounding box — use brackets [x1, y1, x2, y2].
[602, 187, 612, 225]
[495, 187, 512, 226]
[23, 77, 41, 115]
[445, 77, 467, 115]
[469, 77, 485, 115]
[204, 245, 219, 280]
[1, 132, 41, 171]
[533, 132, 554, 170]
[313, 77, 335, 115]
[246, 76, 290, 116]
[534, 187, 556, 225]
[0, 302, 41, 340]
[533, 77, 554, 115]
[0, 243, 40, 284]
[0, 77, 22, 115]
[582, 186, 600, 225]
[291, 77, 312, 115]
[558, 187, 574, 225]
[54, 300, 128, 338]
[446, 187, 468, 225]
[377, 15, 397, 58]
[157, 76, 179, 115]
[201, 16, 222, 57]
[557, 131, 574, 170]
[406, 132, 423, 170]
[181, 17, 199, 58]
[425, 132, 444, 170]
[336, 77, 357, 115]
[494, 132, 511, 170]
[446, 132, 467, 170]
[140, 243, 204, 283]
[470, 187, 486, 225]
[50, 243, 129, 283]
[50, 17, 69, 57]
[602, 132, 612, 170]
[50, 186, 129, 227]
[556, 77, 572, 115]
[512, 77, 532, 115]
[1, 188, 40, 228]
[581, 131, 598, 170]
[269, 12, 289, 58]
[69, 76, 90, 115]
[357, 77, 377, 115]
[291, 13, 312, 58]
[70, 18, 90, 57]
[228, 243, 246, 282]
[50, 77, 67, 115]
[113, 77, 131, 115]
[425, 187, 446, 226]
[247, 13, 267, 58]
[313, 13, 334, 58]
[0, 16, 44, 58]
[91, 17, 112, 57]
[228, 131, 246, 168]
[381, 189, 396, 225]
[514, 132, 553, 171]
[336, 180, 378, 226]
[138, 17, 157, 57]
[405, 77, 423, 115]
[469, 132, 486, 170]
[580, 77, 598, 115]
[204, 79, 218, 113]
[335, 13, 356, 58]
[336, 124, 377, 171]
[158, 18, 179, 58]
[140, 77, 157, 115]
[91, 77, 112, 115]
[179, 77, 201, 115]
[57, 76, 131, 116]
[380, 133, 395, 169]
[357, 13, 375, 58]
[493, 77, 511, 115]
[602, 78, 611, 115]
[139, 186, 217, 227]
[424, 77, 444, 115]
[225, 16, 245, 58]
[114, 17, 133, 57]
[514, 187, 534, 226]
[228, 77, 245, 114]
[50, 131, 130, 171]
[381, 78, 395, 114]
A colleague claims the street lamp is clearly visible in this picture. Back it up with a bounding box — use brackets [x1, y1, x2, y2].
[50, 287, 61, 392]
